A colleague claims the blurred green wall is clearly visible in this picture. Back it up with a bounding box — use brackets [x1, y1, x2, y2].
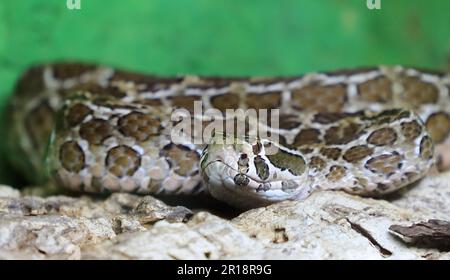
[0, 0, 449, 184]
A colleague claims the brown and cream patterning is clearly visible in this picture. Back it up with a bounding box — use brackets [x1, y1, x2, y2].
[6, 62, 450, 209]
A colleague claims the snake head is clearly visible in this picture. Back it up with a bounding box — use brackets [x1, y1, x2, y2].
[200, 133, 311, 209]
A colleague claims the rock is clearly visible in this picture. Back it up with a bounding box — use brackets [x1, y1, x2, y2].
[0, 193, 192, 259]
[387, 171, 450, 219]
[0, 185, 20, 198]
[83, 213, 264, 260]
[389, 220, 450, 251]
[231, 192, 435, 259]
[0, 171, 449, 259]
[0, 214, 114, 259]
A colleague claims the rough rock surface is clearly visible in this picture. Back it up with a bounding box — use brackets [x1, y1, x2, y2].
[389, 220, 450, 250]
[0, 172, 449, 260]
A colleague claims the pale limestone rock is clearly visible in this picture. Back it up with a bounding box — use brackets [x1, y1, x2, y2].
[0, 170, 449, 259]
[388, 171, 450, 219]
[232, 193, 427, 259]
[0, 214, 114, 259]
[0, 192, 192, 259]
[83, 213, 264, 260]
[0, 185, 20, 198]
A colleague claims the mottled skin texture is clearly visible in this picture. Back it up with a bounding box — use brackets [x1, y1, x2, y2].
[6, 63, 450, 208]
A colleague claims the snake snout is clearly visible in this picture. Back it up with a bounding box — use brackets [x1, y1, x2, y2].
[200, 136, 312, 209]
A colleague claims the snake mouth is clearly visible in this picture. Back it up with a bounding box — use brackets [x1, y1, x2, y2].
[202, 159, 270, 187]
[201, 158, 309, 203]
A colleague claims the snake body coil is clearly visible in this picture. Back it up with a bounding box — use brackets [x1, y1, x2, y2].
[6, 63, 450, 208]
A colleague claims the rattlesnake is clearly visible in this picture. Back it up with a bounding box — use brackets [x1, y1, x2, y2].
[6, 63, 450, 208]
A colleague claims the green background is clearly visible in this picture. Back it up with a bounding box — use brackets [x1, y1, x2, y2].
[0, 0, 449, 185]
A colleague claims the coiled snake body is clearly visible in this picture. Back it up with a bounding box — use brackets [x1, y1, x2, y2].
[6, 63, 450, 208]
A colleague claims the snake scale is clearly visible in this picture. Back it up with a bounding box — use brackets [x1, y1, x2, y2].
[6, 63, 450, 208]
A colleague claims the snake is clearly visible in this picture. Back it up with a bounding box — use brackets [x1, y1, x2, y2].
[5, 62, 450, 209]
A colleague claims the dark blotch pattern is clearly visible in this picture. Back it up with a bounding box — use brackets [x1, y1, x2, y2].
[324, 123, 364, 145]
[299, 148, 314, 154]
[425, 112, 450, 143]
[52, 63, 96, 80]
[246, 91, 281, 110]
[265, 146, 306, 176]
[168, 96, 201, 113]
[80, 119, 113, 145]
[362, 109, 403, 125]
[210, 93, 240, 112]
[365, 152, 403, 176]
[419, 136, 434, 160]
[106, 145, 141, 178]
[367, 127, 397, 146]
[358, 76, 392, 103]
[312, 112, 355, 124]
[291, 84, 347, 112]
[401, 120, 422, 141]
[309, 156, 326, 171]
[252, 142, 262, 155]
[254, 156, 270, 180]
[14, 65, 45, 96]
[161, 144, 200, 176]
[343, 145, 374, 163]
[66, 103, 92, 127]
[326, 165, 347, 182]
[279, 114, 302, 130]
[60, 141, 85, 173]
[237, 153, 250, 174]
[402, 76, 439, 106]
[319, 147, 342, 160]
[395, 111, 411, 120]
[118, 112, 161, 142]
[293, 128, 321, 146]
[234, 174, 250, 187]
